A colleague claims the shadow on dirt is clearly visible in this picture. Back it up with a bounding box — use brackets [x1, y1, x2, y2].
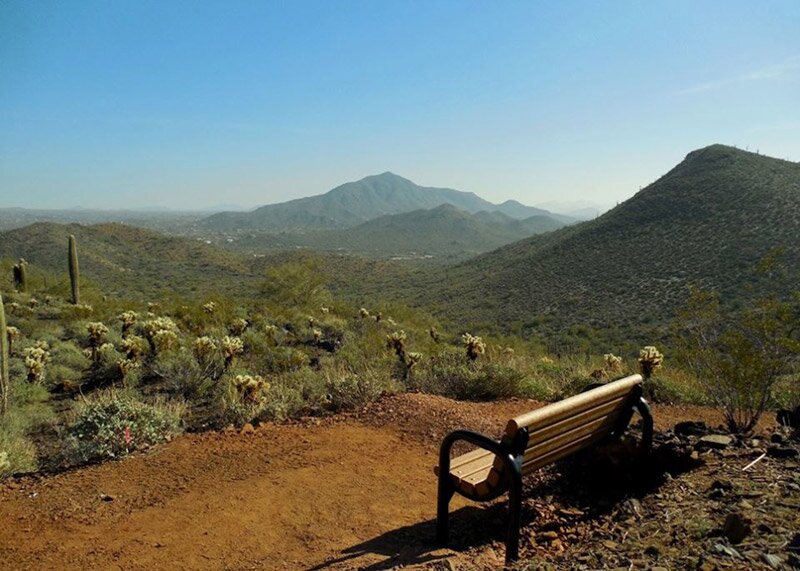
[310, 429, 703, 570]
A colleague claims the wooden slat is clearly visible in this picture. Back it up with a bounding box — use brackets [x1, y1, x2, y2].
[505, 374, 642, 435]
[522, 411, 620, 465]
[522, 430, 610, 474]
[526, 396, 627, 447]
[450, 448, 492, 471]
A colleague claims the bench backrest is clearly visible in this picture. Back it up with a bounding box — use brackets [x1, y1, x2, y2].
[503, 374, 643, 475]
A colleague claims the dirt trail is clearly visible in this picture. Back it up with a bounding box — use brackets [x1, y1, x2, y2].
[0, 395, 735, 570]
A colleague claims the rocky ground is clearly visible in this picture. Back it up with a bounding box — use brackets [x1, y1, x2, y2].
[0, 393, 797, 570]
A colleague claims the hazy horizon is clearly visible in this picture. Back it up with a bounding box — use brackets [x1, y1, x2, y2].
[2, 1, 799, 210]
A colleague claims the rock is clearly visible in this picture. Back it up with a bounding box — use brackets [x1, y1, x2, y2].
[713, 543, 742, 558]
[619, 498, 643, 517]
[539, 531, 559, 541]
[99, 493, 114, 502]
[767, 445, 799, 459]
[675, 420, 708, 436]
[644, 545, 660, 557]
[710, 480, 734, 492]
[722, 512, 751, 544]
[241, 423, 255, 435]
[760, 553, 782, 569]
[788, 533, 800, 552]
[697, 435, 733, 450]
[771, 432, 786, 444]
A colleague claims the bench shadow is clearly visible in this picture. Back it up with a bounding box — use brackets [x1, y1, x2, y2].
[306, 504, 506, 571]
[309, 432, 703, 569]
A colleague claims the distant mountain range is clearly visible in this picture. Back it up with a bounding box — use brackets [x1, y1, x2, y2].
[199, 172, 574, 232]
[223, 203, 566, 260]
[2, 145, 797, 347]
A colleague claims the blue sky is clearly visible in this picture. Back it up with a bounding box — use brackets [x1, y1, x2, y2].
[2, 1, 799, 210]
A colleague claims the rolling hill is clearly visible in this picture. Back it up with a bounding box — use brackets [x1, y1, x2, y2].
[0, 223, 253, 298]
[199, 172, 569, 232]
[221, 204, 567, 260]
[416, 145, 800, 339]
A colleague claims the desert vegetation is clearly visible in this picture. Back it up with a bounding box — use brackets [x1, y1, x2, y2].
[0, 230, 797, 482]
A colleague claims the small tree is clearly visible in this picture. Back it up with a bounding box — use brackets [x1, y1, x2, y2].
[675, 287, 798, 433]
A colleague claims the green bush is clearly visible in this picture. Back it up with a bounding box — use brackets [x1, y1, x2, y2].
[413, 350, 529, 401]
[0, 414, 38, 477]
[60, 391, 185, 465]
[324, 360, 399, 410]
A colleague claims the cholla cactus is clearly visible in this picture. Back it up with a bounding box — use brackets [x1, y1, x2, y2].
[462, 333, 486, 361]
[405, 351, 422, 376]
[429, 327, 441, 343]
[121, 335, 147, 360]
[221, 336, 244, 369]
[118, 358, 140, 382]
[263, 324, 278, 342]
[232, 374, 269, 404]
[147, 302, 161, 314]
[193, 336, 218, 362]
[374, 312, 383, 323]
[320, 306, 330, 314]
[87, 322, 110, 363]
[202, 301, 217, 314]
[152, 329, 178, 352]
[312, 328, 322, 343]
[604, 353, 623, 372]
[638, 346, 664, 379]
[143, 317, 178, 352]
[359, 308, 370, 319]
[23, 341, 50, 383]
[28, 297, 39, 308]
[73, 303, 93, 317]
[0, 451, 9, 473]
[229, 318, 248, 336]
[307, 316, 316, 327]
[386, 330, 407, 360]
[540, 356, 554, 364]
[6, 326, 20, 353]
[118, 311, 138, 337]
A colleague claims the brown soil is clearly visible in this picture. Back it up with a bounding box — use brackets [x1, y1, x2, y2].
[0, 394, 794, 570]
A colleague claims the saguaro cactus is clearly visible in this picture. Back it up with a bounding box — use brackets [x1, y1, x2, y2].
[0, 293, 9, 414]
[68, 235, 80, 305]
[12, 259, 28, 293]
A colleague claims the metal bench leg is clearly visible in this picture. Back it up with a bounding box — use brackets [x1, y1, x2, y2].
[634, 397, 654, 452]
[505, 464, 524, 563]
[436, 473, 454, 544]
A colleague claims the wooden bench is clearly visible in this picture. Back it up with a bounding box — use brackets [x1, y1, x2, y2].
[435, 374, 653, 562]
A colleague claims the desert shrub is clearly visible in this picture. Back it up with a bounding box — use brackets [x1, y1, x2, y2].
[674, 287, 798, 433]
[214, 372, 271, 426]
[49, 339, 91, 373]
[0, 415, 37, 477]
[413, 350, 529, 401]
[151, 347, 220, 399]
[60, 390, 185, 465]
[323, 360, 399, 411]
[255, 345, 309, 374]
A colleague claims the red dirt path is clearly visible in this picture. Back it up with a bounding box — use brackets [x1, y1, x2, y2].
[0, 394, 741, 570]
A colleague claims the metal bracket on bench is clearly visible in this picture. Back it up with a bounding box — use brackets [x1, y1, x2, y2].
[436, 427, 529, 563]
